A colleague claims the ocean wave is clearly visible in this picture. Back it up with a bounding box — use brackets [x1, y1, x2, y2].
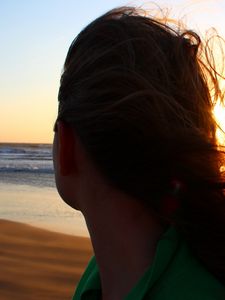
[0, 167, 54, 174]
[0, 147, 26, 154]
[0, 144, 52, 155]
[1, 154, 52, 161]
[0, 144, 54, 186]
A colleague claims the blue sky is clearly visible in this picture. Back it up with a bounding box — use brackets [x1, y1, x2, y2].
[0, 0, 224, 142]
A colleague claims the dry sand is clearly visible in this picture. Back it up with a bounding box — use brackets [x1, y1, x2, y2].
[0, 219, 93, 300]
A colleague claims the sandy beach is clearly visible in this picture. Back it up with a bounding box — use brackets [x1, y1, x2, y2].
[0, 219, 93, 300]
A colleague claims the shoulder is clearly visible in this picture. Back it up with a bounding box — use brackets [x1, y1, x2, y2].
[72, 256, 101, 300]
[147, 237, 225, 300]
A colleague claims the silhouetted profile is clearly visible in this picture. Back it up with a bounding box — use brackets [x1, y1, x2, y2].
[53, 6, 225, 300]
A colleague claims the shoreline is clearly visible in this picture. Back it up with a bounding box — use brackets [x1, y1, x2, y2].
[0, 219, 93, 300]
[0, 182, 89, 237]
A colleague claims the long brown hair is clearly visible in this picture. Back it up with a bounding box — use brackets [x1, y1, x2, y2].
[57, 7, 225, 284]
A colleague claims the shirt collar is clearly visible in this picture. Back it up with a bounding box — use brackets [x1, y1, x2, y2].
[125, 226, 180, 299]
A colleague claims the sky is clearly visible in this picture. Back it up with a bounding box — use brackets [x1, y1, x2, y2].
[0, 0, 225, 143]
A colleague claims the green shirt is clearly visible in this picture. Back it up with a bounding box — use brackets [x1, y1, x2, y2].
[73, 227, 225, 299]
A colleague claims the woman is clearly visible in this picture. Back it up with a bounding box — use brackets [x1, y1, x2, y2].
[53, 7, 225, 299]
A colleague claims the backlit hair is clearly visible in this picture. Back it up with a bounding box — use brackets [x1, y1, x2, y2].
[57, 7, 225, 284]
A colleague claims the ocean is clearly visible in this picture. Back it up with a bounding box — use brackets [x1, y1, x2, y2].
[0, 143, 88, 236]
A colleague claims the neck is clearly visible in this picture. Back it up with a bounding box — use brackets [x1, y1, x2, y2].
[82, 189, 164, 300]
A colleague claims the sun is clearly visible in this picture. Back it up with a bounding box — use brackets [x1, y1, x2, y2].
[213, 102, 225, 146]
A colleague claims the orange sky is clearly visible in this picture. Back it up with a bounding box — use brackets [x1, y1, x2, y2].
[1, 0, 225, 143]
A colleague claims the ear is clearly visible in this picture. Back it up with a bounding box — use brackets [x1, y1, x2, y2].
[57, 121, 76, 176]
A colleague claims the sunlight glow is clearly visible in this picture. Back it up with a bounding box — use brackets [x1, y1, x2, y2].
[1, 1, 225, 143]
[214, 102, 225, 146]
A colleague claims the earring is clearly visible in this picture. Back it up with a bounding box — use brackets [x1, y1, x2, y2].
[161, 179, 185, 217]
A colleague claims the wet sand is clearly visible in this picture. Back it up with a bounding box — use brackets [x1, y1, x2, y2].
[0, 219, 93, 300]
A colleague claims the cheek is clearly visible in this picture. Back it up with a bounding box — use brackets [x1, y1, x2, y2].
[53, 134, 60, 190]
[52, 133, 78, 209]
[52, 134, 57, 171]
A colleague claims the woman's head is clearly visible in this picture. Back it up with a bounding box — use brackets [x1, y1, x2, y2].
[55, 7, 225, 282]
[57, 7, 221, 207]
